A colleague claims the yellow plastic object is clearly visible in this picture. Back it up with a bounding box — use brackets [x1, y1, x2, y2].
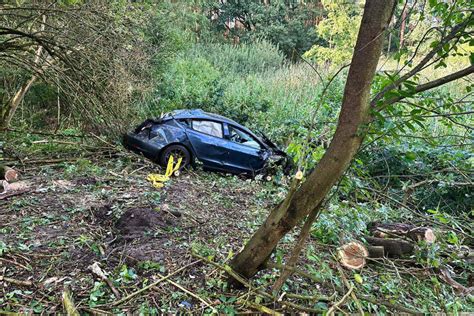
[147, 156, 182, 188]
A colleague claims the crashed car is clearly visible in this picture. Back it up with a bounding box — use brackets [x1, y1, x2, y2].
[123, 109, 290, 175]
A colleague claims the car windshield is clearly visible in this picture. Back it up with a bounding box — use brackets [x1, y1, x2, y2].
[228, 125, 261, 149]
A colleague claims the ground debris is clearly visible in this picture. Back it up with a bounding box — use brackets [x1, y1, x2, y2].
[115, 207, 177, 239]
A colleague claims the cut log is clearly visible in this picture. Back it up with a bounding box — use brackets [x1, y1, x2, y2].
[368, 222, 436, 243]
[365, 236, 414, 257]
[0, 180, 31, 200]
[338, 241, 369, 270]
[367, 245, 385, 258]
[406, 227, 436, 243]
[0, 180, 8, 194]
[0, 165, 18, 182]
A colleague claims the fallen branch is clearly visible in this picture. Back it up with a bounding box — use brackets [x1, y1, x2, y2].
[192, 253, 325, 313]
[109, 260, 200, 307]
[89, 262, 120, 298]
[243, 301, 283, 315]
[356, 294, 421, 314]
[327, 284, 353, 316]
[336, 263, 364, 315]
[285, 292, 335, 302]
[0, 310, 21, 316]
[0, 276, 33, 287]
[266, 262, 323, 283]
[79, 307, 114, 315]
[62, 287, 80, 316]
[155, 272, 216, 312]
[440, 268, 474, 295]
[268, 260, 421, 314]
[0, 257, 32, 271]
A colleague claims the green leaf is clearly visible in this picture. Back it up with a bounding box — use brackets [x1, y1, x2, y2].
[354, 273, 363, 284]
[405, 152, 416, 161]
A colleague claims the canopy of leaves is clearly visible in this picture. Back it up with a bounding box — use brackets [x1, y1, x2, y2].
[207, 0, 323, 60]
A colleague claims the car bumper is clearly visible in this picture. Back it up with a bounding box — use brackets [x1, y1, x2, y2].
[122, 132, 163, 160]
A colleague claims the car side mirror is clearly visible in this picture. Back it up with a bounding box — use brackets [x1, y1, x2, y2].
[258, 149, 268, 158]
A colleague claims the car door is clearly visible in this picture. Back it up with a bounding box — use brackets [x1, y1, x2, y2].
[223, 124, 266, 174]
[186, 119, 229, 170]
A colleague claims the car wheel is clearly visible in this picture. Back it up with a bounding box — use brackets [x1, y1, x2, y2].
[159, 144, 191, 170]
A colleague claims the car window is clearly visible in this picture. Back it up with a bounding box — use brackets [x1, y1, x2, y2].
[192, 120, 223, 138]
[177, 119, 191, 128]
[228, 125, 261, 149]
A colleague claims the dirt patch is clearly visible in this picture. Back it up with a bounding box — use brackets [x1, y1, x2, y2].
[75, 176, 98, 186]
[92, 204, 113, 225]
[115, 207, 178, 240]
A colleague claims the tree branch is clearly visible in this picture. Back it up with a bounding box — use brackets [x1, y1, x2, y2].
[370, 14, 473, 107]
[379, 65, 474, 109]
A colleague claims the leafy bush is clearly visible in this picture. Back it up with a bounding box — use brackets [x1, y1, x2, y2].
[157, 57, 222, 112]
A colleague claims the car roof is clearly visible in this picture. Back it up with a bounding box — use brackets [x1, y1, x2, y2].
[163, 109, 272, 149]
[168, 109, 246, 130]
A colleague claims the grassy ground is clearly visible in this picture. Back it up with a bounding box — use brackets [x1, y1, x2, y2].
[1, 132, 472, 314]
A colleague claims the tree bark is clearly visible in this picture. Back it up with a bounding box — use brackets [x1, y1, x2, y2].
[230, 0, 396, 281]
[365, 236, 414, 257]
[399, 3, 407, 49]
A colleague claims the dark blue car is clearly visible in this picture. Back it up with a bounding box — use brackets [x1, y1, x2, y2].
[123, 109, 290, 175]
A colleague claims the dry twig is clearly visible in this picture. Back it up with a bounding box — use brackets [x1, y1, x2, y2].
[109, 260, 200, 307]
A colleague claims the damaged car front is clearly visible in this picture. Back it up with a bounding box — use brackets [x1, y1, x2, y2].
[123, 109, 291, 176]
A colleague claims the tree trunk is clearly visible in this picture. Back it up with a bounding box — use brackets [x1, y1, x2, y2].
[1, 76, 38, 129]
[230, 0, 395, 281]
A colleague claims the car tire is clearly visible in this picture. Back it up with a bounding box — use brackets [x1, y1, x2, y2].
[159, 144, 191, 170]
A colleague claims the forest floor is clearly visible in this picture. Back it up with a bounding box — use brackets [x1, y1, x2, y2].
[0, 134, 472, 314]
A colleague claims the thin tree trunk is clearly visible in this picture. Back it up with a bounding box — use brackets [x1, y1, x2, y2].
[230, 0, 396, 281]
[0, 15, 46, 129]
[1, 76, 38, 129]
[399, 4, 407, 49]
[272, 204, 322, 294]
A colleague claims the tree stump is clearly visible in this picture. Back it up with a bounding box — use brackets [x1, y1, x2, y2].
[0, 165, 18, 182]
